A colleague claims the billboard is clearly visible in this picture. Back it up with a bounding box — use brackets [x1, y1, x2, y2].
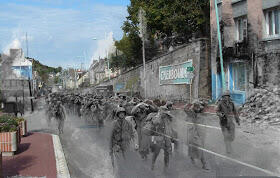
[159, 60, 194, 85]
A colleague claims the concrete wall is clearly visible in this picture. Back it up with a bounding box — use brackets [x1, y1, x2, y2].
[100, 39, 211, 102]
[263, 0, 280, 10]
[232, 0, 248, 18]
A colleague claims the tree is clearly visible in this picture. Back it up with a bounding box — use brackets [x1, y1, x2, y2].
[111, 32, 142, 70]
[124, 0, 210, 38]
[112, 0, 210, 69]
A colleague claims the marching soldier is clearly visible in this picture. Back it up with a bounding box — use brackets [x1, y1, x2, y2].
[184, 100, 208, 170]
[131, 103, 151, 160]
[109, 107, 135, 169]
[52, 100, 66, 134]
[216, 90, 240, 154]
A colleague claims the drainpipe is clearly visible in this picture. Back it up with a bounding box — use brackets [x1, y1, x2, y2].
[214, 0, 226, 93]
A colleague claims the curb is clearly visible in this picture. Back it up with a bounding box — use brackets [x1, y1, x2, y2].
[52, 135, 71, 178]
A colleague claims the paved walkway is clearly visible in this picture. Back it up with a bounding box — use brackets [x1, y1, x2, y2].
[2, 132, 57, 178]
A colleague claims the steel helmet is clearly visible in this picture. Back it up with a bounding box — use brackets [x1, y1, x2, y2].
[166, 101, 173, 107]
[116, 107, 126, 116]
[222, 90, 231, 97]
[191, 99, 200, 106]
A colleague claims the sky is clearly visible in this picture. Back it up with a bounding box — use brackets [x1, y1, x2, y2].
[0, 0, 130, 68]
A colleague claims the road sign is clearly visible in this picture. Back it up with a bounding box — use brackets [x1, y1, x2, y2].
[187, 66, 194, 72]
[159, 60, 194, 85]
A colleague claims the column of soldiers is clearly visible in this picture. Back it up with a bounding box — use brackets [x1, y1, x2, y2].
[45, 90, 240, 173]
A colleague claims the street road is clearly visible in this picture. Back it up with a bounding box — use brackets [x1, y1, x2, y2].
[25, 98, 280, 178]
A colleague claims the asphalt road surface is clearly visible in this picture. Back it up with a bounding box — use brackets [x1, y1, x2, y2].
[25, 98, 280, 178]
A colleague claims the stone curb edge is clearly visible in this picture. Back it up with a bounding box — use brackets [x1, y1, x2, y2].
[52, 134, 71, 178]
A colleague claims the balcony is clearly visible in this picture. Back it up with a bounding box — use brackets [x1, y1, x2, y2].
[234, 40, 250, 58]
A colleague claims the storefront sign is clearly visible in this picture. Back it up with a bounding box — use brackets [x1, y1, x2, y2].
[159, 60, 194, 85]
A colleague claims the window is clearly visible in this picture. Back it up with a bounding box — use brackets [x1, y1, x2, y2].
[232, 62, 246, 91]
[264, 8, 280, 37]
[235, 17, 247, 41]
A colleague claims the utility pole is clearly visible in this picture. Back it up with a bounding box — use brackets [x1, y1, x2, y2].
[106, 50, 110, 80]
[214, 0, 226, 92]
[28, 77, 34, 112]
[138, 7, 147, 98]
[74, 67, 77, 90]
[26, 32, 29, 57]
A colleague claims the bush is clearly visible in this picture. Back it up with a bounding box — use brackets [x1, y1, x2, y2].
[15, 117, 25, 123]
[0, 115, 19, 132]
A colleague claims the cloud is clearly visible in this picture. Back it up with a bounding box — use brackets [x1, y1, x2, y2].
[0, 2, 128, 68]
[92, 31, 115, 62]
[3, 39, 22, 55]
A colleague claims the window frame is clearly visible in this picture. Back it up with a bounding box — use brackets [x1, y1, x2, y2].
[264, 8, 280, 38]
[234, 16, 247, 42]
[232, 62, 246, 92]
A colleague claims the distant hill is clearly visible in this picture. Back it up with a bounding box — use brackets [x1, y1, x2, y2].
[27, 57, 62, 83]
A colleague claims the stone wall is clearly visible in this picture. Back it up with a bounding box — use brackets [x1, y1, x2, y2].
[100, 39, 211, 102]
[257, 39, 280, 87]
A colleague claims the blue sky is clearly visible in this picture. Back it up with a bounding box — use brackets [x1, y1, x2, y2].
[0, 0, 130, 68]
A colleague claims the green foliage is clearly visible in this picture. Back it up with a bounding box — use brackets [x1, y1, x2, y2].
[112, 0, 210, 69]
[111, 33, 142, 70]
[29, 57, 62, 83]
[124, 0, 210, 37]
[0, 115, 19, 132]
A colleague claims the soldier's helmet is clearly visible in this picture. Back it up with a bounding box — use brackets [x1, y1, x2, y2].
[191, 99, 201, 112]
[222, 90, 231, 97]
[115, 107, 126, 117]
[166, 101, 173, 108]
[144, 99, 153, 105]
[191, 99, 200, 106]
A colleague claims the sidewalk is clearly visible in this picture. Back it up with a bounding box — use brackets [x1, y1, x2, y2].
[1, 97, 70, 178]
[2, 132, 69, 178]
[2, 132, 56, 177]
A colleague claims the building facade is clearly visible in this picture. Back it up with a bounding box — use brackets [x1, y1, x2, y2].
[211, 0, 280, 105]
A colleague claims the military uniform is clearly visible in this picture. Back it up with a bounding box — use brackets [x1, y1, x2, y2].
[131, 103, 152, 160]
[110, 107, 134, 160]
[52, 100, 66, 134]
[185, 100, 208, 170]
[110, 107, 136, 178]
[217, 90, 240, 154]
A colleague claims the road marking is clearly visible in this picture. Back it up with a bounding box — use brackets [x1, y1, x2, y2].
[143, 125, 280, 177]
[184, 121, 221, 130]
[52, 134, 71, 178]
[188, 143, 280, 177]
